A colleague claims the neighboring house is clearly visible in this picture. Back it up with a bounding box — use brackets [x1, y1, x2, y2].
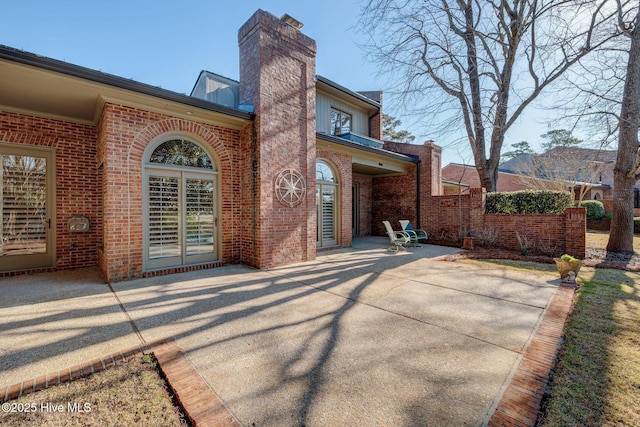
[0, 9, 442, 282]
[441, 163, 551, 193]
[443, 147, 637, 206]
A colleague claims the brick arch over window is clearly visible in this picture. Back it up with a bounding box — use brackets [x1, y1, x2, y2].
[108, 117, 238, 281]
[316, 150, 352, 248]
[130, 118, 231, 166]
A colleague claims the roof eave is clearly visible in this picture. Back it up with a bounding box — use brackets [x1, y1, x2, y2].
[0, 45, 254, 121]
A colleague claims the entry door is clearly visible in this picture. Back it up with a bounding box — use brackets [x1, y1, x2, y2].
[0, 144, 55, 271]
[316, 184, 337, 247]
[145, 169, 217, 269]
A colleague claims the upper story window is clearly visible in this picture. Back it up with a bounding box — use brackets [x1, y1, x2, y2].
[149, 139, 214, 169]
[330, 108, 352, 136]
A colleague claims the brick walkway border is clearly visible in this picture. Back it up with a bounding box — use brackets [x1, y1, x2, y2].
[488, 285, 577, 427]
[0, 338, 239, 427]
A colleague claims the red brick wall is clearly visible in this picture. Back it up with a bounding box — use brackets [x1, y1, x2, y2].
[425, 194, 474, 239]
[97, 104, 243, 282]
[238, 10, 317, 268]
[372, 166, 418, 235]
[373, 140, 441, 235]
[353, 175, 372, 236]
[0, 111, 99, 272]
[484, 214, 566, 254]
[426, 188, 585, 258]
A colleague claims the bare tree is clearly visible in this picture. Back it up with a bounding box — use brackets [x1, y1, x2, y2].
[608, 1, 640, 252]
[358, 0, 619, 191]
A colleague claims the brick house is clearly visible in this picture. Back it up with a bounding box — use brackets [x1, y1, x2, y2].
[443, 146, 620, 203]
[0, 9, 442, 282]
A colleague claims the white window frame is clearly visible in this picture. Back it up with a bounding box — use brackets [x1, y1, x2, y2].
[316, 159, 339, 248]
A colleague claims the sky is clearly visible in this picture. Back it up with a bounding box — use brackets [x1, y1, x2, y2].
[0, 0, 554, 166]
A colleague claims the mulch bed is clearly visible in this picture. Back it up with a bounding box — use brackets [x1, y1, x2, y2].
[440, 246, 640, 272]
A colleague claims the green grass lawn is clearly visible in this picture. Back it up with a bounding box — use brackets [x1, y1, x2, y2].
[586, 230, 640, 252]
[462, 231, 640, 425]
[537, 274, 640, 426]
[535, 231, 640, 425]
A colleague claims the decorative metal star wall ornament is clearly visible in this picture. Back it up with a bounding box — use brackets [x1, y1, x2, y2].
[275, 168, 307, 207]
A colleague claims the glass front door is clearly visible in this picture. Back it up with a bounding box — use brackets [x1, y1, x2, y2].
[146, 170, 217, 269]
[0, 144, 55, 271]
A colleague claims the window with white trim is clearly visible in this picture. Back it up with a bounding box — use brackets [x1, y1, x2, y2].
[144, 138, 218, 270]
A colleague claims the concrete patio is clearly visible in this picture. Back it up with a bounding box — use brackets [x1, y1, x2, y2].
[0, 237, 563, 426]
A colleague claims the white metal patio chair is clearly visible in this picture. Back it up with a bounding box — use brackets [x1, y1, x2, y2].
[382, 220, 411, 252]
[399, 220, 428, 247]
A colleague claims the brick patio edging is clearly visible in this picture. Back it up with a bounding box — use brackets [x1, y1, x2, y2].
[1, 338, 239, 427]
[488, 285, 577, 426]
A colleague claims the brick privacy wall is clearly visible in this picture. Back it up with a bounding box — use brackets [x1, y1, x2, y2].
[238, 10, 317, 268]
[97, 103, 243, 282]
[317, 150, 352, 247]
[484, 214, 567, 255]
[0, 111, 99, 271]
[353, 175, 372, 236]
[436, 163, 588, 257]
[426, 194, 474, 239]
[429, 190, 586, 258]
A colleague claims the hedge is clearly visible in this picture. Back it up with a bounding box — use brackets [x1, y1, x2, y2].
[579, 200, 605, 221]
[485, 190, 573, 214]
[635, 218, 640, 234]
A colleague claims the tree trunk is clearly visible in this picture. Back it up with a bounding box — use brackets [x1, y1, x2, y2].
[607, 8, 640, 253]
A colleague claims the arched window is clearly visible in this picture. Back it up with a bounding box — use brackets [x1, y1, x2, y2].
[316, 160, 336, 182]
[316, 159, 339, 247]
[149, 139, 214, 169]
[144, 137, 218, 270]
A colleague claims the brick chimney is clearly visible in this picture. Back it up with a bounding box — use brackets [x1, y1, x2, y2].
[238, 10, 317, 268]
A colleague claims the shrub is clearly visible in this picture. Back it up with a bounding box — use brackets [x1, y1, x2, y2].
[579, 200, 605, 221]
[635, 218, 640, 234]
[560, 253, 580, 262]
[474, 228, 500, 248]
[486, 190, 573, 214]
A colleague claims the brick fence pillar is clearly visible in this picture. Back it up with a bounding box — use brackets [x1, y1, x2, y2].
[469, 187, 486, 232]
[565, 207, 586, 259]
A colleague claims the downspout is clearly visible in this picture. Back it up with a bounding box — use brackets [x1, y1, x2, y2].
[368, 110, 380, 138]
[416, 160, 421, 229]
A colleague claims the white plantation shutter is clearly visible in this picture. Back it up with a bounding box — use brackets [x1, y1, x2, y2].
[185, 178, 215, 256]
[148, 176, 180, 260]
[1, 155, 47, 255]
[144, 139, 218, 270]
[321, 187, 335, 241]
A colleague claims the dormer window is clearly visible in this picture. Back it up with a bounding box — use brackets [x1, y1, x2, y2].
[330, 107, 352, 135]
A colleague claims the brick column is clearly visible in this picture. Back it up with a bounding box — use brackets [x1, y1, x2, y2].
[238, 10, 317, 268]
[565, 207, 586, 259]
[468, 187, 486, 231]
